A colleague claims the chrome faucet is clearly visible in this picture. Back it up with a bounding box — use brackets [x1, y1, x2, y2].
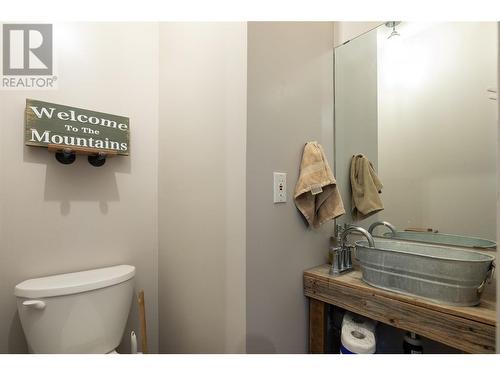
[341, 226, 375, 248]
[368, 221, 397, 237]
[330, 225, 375, 276]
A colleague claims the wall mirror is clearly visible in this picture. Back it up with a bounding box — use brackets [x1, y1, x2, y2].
[334, 22, 498, 249]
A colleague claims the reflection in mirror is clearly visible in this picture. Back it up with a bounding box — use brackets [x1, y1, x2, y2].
[369, 220, 496, 249]
[334, 22, 498, 249]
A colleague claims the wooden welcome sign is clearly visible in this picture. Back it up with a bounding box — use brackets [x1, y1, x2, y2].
[25, 98, 130, 156]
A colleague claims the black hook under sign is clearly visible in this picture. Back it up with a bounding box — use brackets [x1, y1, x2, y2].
[88, 152, 107, 167]
[55, 149, 76, 165]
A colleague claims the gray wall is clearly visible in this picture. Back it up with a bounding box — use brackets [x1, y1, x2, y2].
[246, 22, 335, 353]
[158, 22, 247, 354]
[0, 23, 159, 353]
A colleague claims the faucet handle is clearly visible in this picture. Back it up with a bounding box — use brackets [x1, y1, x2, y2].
[329, 246, 343, 275]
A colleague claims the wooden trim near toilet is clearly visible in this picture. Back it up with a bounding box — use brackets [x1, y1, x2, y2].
[138, 290, 149, 354]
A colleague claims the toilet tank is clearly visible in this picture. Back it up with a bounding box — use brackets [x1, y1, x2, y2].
[14, 265, 135, 354]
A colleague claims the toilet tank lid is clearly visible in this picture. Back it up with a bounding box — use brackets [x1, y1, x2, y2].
[14, 265, 135, 298]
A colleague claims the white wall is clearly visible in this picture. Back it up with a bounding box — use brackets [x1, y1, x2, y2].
[0, 23, 159, 353]
[157, 22, 247, 354]
[496, 21, 499, 354]
[246, 22, 335, 353]
[377, 23, 497, 239]
[334, 22, 382, 47]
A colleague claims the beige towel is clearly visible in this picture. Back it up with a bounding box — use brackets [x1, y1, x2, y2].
[294, 142, 345, 228]
[350, 154, 383, 221]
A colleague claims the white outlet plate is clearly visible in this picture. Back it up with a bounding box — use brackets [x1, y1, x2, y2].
[273, 172, 287, 203]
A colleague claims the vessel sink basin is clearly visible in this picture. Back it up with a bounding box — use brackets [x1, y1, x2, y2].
[355, 239, 495, 306]
[382, 231, 496, 249]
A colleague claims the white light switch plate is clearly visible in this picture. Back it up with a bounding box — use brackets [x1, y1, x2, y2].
[273, 172, 287, 203]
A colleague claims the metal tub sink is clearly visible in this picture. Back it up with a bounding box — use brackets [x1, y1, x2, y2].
[355, 239, 495, 306]
[382, 231, 496, 249]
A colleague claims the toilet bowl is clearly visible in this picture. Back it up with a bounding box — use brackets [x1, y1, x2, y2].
[14, 265, 135, 354]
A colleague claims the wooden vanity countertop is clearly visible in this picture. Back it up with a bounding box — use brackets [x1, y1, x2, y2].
[304, 264, 496, 353]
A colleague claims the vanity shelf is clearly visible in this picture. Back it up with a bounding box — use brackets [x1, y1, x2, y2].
[304, 264, 496, 354]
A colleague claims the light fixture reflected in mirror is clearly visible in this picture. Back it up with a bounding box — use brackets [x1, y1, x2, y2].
[385, 21, 401, 39]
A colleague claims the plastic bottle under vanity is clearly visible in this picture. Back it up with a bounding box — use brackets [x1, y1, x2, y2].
[403, 332, 423, 354]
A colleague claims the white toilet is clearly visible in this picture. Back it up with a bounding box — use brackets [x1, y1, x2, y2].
[14, 265, 135, 354]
